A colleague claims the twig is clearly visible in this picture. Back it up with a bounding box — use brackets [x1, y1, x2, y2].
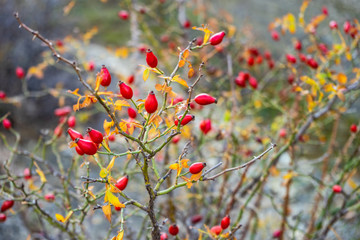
[203, 143, 276, 181]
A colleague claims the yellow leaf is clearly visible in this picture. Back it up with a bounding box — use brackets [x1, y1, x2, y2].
[68, 88, 81, 97]
[114, 100, 130, 111]
[269, 166, 280, 177]
[283, 171, 297, 180]
[172, 75, 188, 88]
[286, 13, 296, 34]
[34, 162, 47, 183]
[83, 27, 98, 43]
[227, 25, 236, 38]
[347, 178, 357, 189]
[337, 73, 347, 85]
[106, 189, 125, 208]
[55, 214, 65, 222]
[63, 0, 75, 16]
[100, 168, 108, 178]
[116, 231, 124, 240]
[115, 47, 129, 58]
[169, 163, 179, 170]
[107, 157, 116, 171]
[143, 68, 150, 81]
[95, 74, 102, 92]
[28, 66, 44, 79]
[324, 84, 335, 92]
[103, 119, 114, 135]
[102, 204, 112, 223]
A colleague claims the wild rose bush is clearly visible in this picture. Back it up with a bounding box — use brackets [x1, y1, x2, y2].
[1, 1, 360, 240]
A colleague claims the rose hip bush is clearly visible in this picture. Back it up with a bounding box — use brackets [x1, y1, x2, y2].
[1, 1, 360, 239]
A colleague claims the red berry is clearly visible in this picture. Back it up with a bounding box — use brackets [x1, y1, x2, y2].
[183, 20, 191, 28]
[288, 74, 295, 85]
[114, 206, 122, 211]
[279, 128, 287, 138]
[221, 215, 230, 229]
[108, 134, 116, 142]
[286, 54, 297, 64]
[271, 30, 280, 41]
[67, 116, 76, 128]
[194, 93, 217, 105]
[56, 40, 64, 47]
[318, 43, 328, 55]
[294, 40, 302, 51]
[160, 232, 168, 240]
[0, 213, 6, 222]
[145, 91, 158, 114]
[249, 77, 258, 89]
[118, 10, 129, 20]
[119, 82, 133, 99]
[199, 119, 212, 134]
[76, 138, 98, 155]
[248, 48, 259, 56]
[174, 114, 195, 126]
[168, 224, 179, 236]
[44, 193, 55, 202]
[350, 124, 357, 133]
[67, 128, 83, 141]
[88, 61, 95, 71]
[2, 118, 12, 129]
[0, 91, 7, 100]
[210, 225, 222, 235]
[54, 106, 72, 117]
[146, 49, 158, 68]
[1, 200, 14, 212]
[247, 57, 255, 66]
[172, 96, 184, 105]
[264, 51, 272, 60]
[322, 6, 328, 16]
[24, 168, 32, 180]
[190, 214, 203, 224]
[333, 185, 342, 193]
[128, 108, 137, 119]
[209, 31, 226, 46]
[329, 20, 338, 29]
[307, 58, 318, 69]
[255, 55, 263, 64]
[299, 53, 307, 62]
[273, 230, 282, 238]
[100, 65, 111, 87]
[344, 21, 351, 34]
[196, 37, 203, 46]
[54, 125, 63, 138]
[16, 67, 25, 79]
[115, 176, 129, 191]
[171, 135, 181, 144]
[268, 59, 275, 69]
[87, 127, 104, 144]
[127, 75, 135, 84]
[235, 75, 246, 88]
[189, 162, 206, 174]
[75, 146, 85, 156]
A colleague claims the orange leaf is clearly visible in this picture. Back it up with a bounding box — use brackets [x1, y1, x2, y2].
[102, 204, 112, 223]
[179, 60, 186, 68]
[188, 68, 195, 79]
[183, 49, 190, 59]
[337, 73, 347, 85]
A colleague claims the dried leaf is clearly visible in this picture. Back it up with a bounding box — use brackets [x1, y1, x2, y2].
[63, 1, 75, 16]
[172, 75, 188, 88]
[107, 157, 116, 171]
[106, 189, 125, 208]
[188, 68, 195, 79]
[34, 162, 47, 183]
[102, 204, 112, 223]
[179, 60, 186, 68]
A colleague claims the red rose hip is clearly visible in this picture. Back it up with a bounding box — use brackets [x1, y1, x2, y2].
[221, 215, 230, 229]
[189, 162, 206, 174]
[2, 118, 12, 129]
[67, 128, 83, 141]
[209, 31, 226, 46]
[350, 124, 357, 133]
[168, 224, 179, 236]
[174, 114, 195, 126]
[199, 119, 212, 134]
[100, 65, 111, 87]
[75, 138, 98, 155]
[1, 200, 14, 212]
[128, 107, 137, 119]
[115, 175, 129, 191]
[332, 185, 342, 193]
[146, 49, 158, 68]
[194, 93, 217, 105]
[211, 225, 222, 235]
[87, 127, 104, 144]
[145, 91, 158, 114]
[119, 81, 133, 99]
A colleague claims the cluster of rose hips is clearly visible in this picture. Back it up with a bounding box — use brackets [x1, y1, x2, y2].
[235, 71, 258, 89]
